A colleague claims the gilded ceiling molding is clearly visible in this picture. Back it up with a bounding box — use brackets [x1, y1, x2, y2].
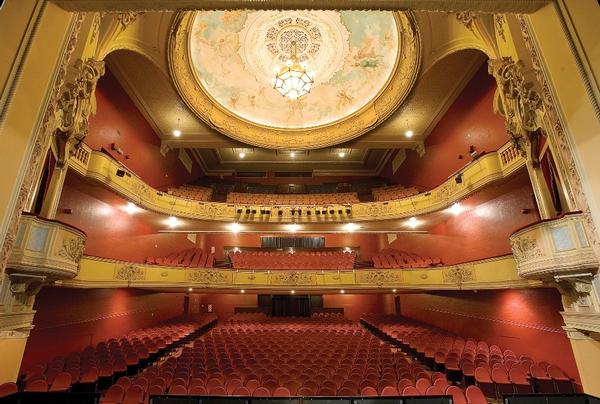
[52, 0, 551, 14]
[168, 11, 421, 149]
[0, 13, 85, 281]
[517, 15, 599, 252]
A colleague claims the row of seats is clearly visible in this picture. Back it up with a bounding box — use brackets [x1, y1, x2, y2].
[226, 192, 359, 205]
[168, 185, 213, 202]
[361, 314, 577, 400]
[228, 250, 356, 270]
[146, 248, 214, 268]
[372, 185, 419, 202]
[20, 317, 215, 395]
[98, 315, 487, 403]
[372, 248, 442, 269]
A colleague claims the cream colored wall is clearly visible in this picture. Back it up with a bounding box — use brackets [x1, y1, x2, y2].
[570, 337, 600, 396]
[0, 3, 74, 276]
[0, 337, 27, 384]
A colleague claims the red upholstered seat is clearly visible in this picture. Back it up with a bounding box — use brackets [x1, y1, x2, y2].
[252, 387, 271, 397]
[49, 372, 72, 392]
[446, 386, 467, 404]
[401, 386, 421, 396]
[360, 386, 378, 397]
[465, 386, 487, 404]
[24, 379, 48, 393]
[0, 383, 17, 398]
[100, 385, 124, 404]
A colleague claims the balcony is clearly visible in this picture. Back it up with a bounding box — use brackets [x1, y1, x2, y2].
[7, 214, 86, 280]
[509, 212, 599, 280]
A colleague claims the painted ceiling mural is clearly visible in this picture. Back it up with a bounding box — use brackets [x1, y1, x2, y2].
[189, 10, 401, 129]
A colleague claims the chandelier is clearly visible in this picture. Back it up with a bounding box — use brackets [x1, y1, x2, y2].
[273, 41, 314, 100]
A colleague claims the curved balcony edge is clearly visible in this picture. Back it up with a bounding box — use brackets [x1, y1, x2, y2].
[57, 254, 540, 291]
[509, 212, 600, 280]
[7, 213, 86, 280]
[68, 142, 525, 223]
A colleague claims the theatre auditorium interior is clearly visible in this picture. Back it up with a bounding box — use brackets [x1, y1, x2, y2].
[1, 1, 600, 403]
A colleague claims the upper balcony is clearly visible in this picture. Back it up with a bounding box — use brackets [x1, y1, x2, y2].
[69, 142, 524, 224]
[7, 214, 86, 280]
[509, 212, 599, 280]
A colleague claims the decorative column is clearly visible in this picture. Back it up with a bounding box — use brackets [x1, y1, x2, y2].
[488, 57, 557, 219]
[39, 58, 105, 219]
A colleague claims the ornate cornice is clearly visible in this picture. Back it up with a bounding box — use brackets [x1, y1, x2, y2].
[168, 11, 421, 149]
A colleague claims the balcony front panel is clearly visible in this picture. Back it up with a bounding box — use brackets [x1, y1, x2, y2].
[7, 214, 86, 280]
[60, 254, 539, 291]
[69, 142, 524, 224]
[510, 212, 599, 280]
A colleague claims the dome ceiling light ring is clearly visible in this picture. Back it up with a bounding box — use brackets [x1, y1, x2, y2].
[169, 10, 421, 150]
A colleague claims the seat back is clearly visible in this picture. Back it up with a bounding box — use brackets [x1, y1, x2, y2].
[465, 386, 487, 404]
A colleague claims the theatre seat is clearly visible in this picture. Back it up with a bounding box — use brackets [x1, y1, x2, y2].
[0, 383, 17, 398]
[465, 386, 487, 404]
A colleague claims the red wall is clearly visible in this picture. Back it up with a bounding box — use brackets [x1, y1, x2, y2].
[204, 233, 380, 261]
[323, 294, 394, 321]
[57, 174, 194, 263]
[399, 289, 579, 382]
[382, 65, 508, 190]
[87, 69, 200, 189]
[196, 294, 259, 319]
[385, 172, 539, 264]
[22, 287, 185, 371]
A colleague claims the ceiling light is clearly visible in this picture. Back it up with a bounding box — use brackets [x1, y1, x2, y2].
[407, 217, 419, 229]
[290, 152, 296, 158]
[340, 290, 345, 294]
[392, 289, 397, 293]
[239, 152, 246, 159]
[449, 202, 463, 216]
[291, 290, 295, 294]
[345, 223, 358, 232]
[241, 289, 245, 294]
[229, 222, 241, 233]
[405, 130, 414, 138]
[288, 223, 300, 232]
[167, 216, 179, 228]
[172, 129, 182, 137]
[338, 152, 346, 158]
[188, 288, 193, 292]
[273, 41, 314, 100]
[124, 202, 138, 215]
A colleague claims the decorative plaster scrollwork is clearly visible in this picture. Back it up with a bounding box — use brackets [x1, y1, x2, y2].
[495, 15, 506, 42]
[488, 57, 545, 167]
[185, 269, 229, 284]
[53, 58, 105, 168]
[454, 12, 477, 32]
[115, 12, 141, 31]
[510, 237, 543, 263]
[442, 266, 474, 285]
[57, 237, 85, 263]
[358, 270, 402, 286]
[271, 271, 316, 285]
[114, 265, 145, 281]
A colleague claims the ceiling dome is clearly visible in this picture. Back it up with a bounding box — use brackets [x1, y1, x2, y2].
[169, 10, 421, 149]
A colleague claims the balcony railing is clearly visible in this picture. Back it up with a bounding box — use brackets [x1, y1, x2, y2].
[68, 142, 525, 224]
[509, 212, 599, 280]
[60, 255, 538, 291]
[7, 214, 86, 280]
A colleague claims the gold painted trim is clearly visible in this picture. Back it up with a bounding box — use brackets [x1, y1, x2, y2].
[61, 254, 540, 291]
[168, 11, 421, 149]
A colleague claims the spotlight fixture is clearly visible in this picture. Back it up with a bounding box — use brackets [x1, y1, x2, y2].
[337, 209, 343, 215]
[236, 208, 243, 214]
[172, 129, 182, 137]
[449, 202, 463, 216]
[291, 209, 296, 216]
[455, 173, 463, 184]
[240, 289, 245, 294]
[306, 210, 311, 216]
[345, 223, 358, 232]
[405, 130, 414, 138]
[329, 209, 335, 215]
[188, 287, 193, 292]
[125, 202, 138, 215]
[229, 222, 241, 233]
[340, 290, 345, 294]
[116, 169, 126, 177]
[346, 208, 351, 214]
[251, 209, 257, 214]
[278, 210, 284, 216]
[245, 209, 251, 214]
[291, 290, 295, 294]
[239, 152, 246, 159]
[322, 209, 327, 215]
[392, 289, 397, 293]
[290, 152, 296, 158]
[167, 216, 179, 228]
[297, 209, 302, 216]
[407, 217, 419, 229]
[338, 152, 346, 158]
